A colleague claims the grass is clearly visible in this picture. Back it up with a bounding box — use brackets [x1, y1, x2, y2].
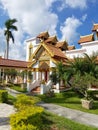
[7, 94, 16, 105]
[9, 84, 27, 93]
[41, 111, 98, 130]
[38, 90, 98, 115]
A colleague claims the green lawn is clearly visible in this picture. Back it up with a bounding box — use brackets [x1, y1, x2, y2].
[41, 111, 98, 130]
[7, 94, 16, 105]
[9, 84, 27, 93]
[38, 90, 98, 115]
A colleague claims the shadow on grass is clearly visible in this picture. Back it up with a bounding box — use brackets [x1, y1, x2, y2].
[40, 112, 54, 130]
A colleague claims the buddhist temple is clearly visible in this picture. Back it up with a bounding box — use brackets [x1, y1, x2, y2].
[25, 23, 98, 93]
[0, 23, 98, 94]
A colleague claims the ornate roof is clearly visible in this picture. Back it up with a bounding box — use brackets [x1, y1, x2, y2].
[0, 57, 30, 68]
[56, 41, 68, 50]
[44, 43, 66, 59]
[67, 45, 75, 50]
[92, 24, 98, 31]
[45, 36, 58, 45]
[78, 34, 94, 44]
[37, 31, 49, 39]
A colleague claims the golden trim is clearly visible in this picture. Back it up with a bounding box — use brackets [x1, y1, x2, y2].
[50, 58, 58, 64]
[27, 60, 36, 68]
[29, 43, 33, 48]
[30, 43, 42, 60]
[42, 43, 54, 57]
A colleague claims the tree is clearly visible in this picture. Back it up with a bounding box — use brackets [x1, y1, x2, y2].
[4, 18, 18, 59]
[63, 53, 98, 99]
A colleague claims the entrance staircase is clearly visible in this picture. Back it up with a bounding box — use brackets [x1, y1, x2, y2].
[30, 80, 41, 94]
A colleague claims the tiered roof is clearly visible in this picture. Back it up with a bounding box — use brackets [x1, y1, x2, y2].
[45, 36, 58, 45]
[56, 41, 68, 50]
[78, 34, 94, 44]
[67, 45, 75, 50]
[37, 31, 49, 40]
[92, 24, 98, 31]
[45, 43, 66, 59]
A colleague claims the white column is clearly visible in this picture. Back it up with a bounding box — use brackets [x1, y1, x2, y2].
[42, 72, 45, 80]
[56, 83, 60, 90]
[0, 69, 1, 80]
[54, 82, 60, 93]
[36, 71, 39, 80]
[40, 84, 46, 94]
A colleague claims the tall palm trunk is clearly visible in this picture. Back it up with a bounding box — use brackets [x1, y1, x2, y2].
[6, 41, 9, 59]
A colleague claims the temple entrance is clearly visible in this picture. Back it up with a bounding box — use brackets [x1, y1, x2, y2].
[39, 62, 49, 82]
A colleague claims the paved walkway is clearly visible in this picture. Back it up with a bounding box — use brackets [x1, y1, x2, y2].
[0, 103, 15, 130]
[38, 102, 98, 128]
[0, 88, 98, 129]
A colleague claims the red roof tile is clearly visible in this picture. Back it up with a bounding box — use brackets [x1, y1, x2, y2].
[67, 45, 75, 50]
[37, 31, 49, 39]
[0, 58, 30, 68]
[92, 24, 98, 31]
[45, 43, 66, 59]
[45, 36, 58, 44]
[56, 41, 68, 48]
[78, 34, 94, 44]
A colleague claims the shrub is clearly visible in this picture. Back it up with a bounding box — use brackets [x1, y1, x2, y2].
[10, 94, 44, 130]
[14, 94, 40, 110]
[11, 124, 37, 130]
[0, 90, 8, 103]
[10, 106, 44, 130]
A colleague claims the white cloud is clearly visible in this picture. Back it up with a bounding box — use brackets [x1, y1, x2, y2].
[45, 0, 56, 8]
[59, 0, 87, 11]
[65, 0, 87, 9]
[0, 28, 6, 57]
[0, 0, 58, 60]
[60, 16, 82, 45]
[81, 14, 87, 21]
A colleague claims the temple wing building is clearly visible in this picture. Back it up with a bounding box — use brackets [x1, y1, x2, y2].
[66, 23, 98, 58]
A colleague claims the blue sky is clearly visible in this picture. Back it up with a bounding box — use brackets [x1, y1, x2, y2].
[0, 0, 98, 60]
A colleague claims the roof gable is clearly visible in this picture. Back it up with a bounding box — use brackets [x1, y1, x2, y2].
[67, 45, 75, 50]
[78, 34, 94, 44]
[56, 41, 68, 50]
[37, 31, 49, 40]
[92, 24, 98, 31]
[45, 36, 58, 45]
[31, 42, 66, 61]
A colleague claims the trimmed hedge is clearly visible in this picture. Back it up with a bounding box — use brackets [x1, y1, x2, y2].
[10, 106, 44, 130]
[0, 90, 8, 103]
[10, 94, 44, 130]
[10, 124, 37, 130]
[14, 94, 40, 110]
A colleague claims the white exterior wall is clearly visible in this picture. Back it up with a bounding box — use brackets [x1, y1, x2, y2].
[26, 37, 40, 61]
[81, 40, 98, 56]
[50, 60, 56, 67]
[33, 61, 39, 68]
[66, 49, 86, 58]
[66, 40, 98, 59]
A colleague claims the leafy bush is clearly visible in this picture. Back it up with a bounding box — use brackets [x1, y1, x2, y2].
[72, 74, 98, 100]
[14, 94, 40, 110]
[11, 124, 37, 130]
[10, 94, 44, 130]
[0, 90, 8, 103]
[10, 106, 44, 130]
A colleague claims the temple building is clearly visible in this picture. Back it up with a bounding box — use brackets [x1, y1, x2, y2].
[0, 23, 98, 94]
[26, 23, 98, 93]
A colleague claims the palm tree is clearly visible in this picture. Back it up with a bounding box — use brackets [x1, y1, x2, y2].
[4, 18, 18, 59]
